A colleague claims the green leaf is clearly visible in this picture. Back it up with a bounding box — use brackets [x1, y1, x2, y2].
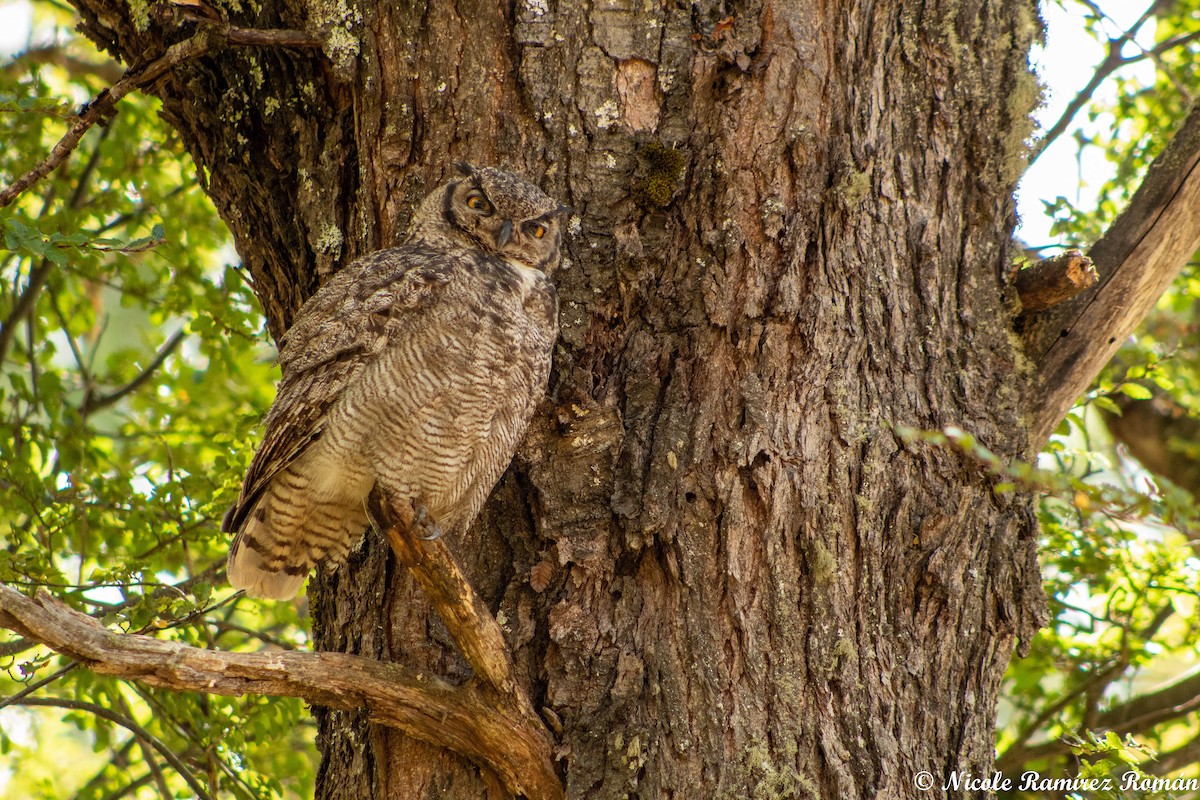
[1117, 382, 1153, 400]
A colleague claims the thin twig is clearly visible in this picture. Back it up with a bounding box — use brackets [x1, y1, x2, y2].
[0, 662, 79, 710]
[0, 561, 225, 659]
[1030, 0, 1187, 163]
[0, 37, 209, 209]
[81, 327, 187, 415]
[1033, 46, 1125, 165]
[13, 696, 213, 800]
[226, 28, 323, 48]
[208, 619, 297, 650]
[0, 24, 321, 209]
[0, 260, 53, 365]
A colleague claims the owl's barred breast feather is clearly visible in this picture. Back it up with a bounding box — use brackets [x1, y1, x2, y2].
[223, 166, 564, 599]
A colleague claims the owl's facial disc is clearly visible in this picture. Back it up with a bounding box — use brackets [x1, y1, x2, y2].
[433, 167, 568, 273]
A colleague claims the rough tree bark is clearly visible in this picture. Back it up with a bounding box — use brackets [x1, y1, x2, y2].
[67, 1, 1055, 797]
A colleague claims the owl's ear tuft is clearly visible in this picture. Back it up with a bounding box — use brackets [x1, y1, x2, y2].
[454, 162, 477, 178]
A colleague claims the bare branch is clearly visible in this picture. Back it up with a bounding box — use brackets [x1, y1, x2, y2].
[225, 28, 323, 49]
[1031, 0, 1155, 162]
[0, 36, 209, 209]
[1032, 46, 1125, 164]
[0, 23, 321, 209]
[1030, 2, 1200, 163]
[1026, 100, 1200, 445]
[367, 490, 533, 704]
[81, 327, 187, 415]
[93, 774, 156, 800]
[0, 260, 52, 365]
[0, 584, 563, 800]
[13, 696, 213, 800]
[367, 489, 565, 799]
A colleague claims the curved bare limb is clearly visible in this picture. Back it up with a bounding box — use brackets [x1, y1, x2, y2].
[0, 583, 563, 800]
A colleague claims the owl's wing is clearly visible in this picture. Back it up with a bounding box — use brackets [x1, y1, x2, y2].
[222, 247, 453, 534]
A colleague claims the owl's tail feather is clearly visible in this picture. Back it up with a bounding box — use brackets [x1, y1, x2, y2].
[226, 471, 370, 600]
[227, 529, 308, 600]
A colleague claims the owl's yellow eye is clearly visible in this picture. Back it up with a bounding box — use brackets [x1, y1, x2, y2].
[532, 224, 547, 239]
[466, 193, 492, 213]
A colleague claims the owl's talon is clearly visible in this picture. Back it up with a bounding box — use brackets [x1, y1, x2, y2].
[413, 504, 444, 541]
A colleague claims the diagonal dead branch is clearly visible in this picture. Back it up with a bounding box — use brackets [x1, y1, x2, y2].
[0, 583, 562, 800]
[366, 488, 564, 798]
[0, 23, 321, 210]
[1026, 100, 1200, 446]
[367, 490, 534, 706]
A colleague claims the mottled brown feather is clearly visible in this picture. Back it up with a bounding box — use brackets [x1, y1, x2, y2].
[223, 166, 565, 600]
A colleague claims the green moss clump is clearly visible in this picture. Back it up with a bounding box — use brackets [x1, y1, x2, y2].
[633, 140, 688, 208]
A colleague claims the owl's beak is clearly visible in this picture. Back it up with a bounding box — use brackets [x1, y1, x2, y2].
[497, 219, 513, 247]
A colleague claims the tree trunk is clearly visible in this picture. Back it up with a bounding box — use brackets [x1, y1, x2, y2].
[73, 1, 1048, 796]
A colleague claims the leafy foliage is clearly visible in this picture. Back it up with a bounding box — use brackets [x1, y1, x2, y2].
[0, 5, 313, 798]
[999, 1, 1200, 794]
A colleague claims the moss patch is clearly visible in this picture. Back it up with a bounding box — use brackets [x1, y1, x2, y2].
[632, 140, 688, 208]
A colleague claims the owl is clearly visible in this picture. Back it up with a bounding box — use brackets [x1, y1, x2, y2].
[222, 164, 568, 599]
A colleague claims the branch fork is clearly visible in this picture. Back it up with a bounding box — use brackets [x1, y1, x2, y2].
[366, 488, 564, 799]
[0, 496, 564, 800]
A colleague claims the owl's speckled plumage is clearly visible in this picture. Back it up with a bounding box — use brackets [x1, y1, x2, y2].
[223, 165, 566, 599]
